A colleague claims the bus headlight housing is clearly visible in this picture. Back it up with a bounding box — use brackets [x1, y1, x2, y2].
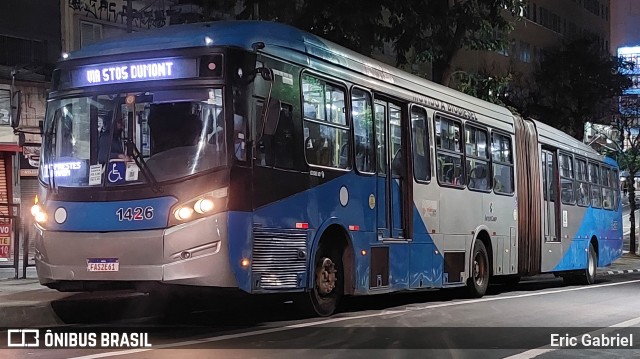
[170, 187, 228, 226]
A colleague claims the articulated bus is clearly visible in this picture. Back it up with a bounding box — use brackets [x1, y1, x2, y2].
[29, 21, 622, 316]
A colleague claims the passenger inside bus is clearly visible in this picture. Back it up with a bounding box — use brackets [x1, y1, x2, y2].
[494, 166, 511, 193]
[97, 113, 126, 164]
[577, 182, 589, 205]
[468, 164, 488, 190]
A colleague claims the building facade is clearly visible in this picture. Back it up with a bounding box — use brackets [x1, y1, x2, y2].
[454, 0, 611, 81]
[0, 0, 62, 266]
[61, 0, 176, 53]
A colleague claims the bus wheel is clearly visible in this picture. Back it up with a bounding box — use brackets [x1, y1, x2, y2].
[467, 240, 489, 298]
[296, 243, 342, 317]
[577, 243, 597, 285]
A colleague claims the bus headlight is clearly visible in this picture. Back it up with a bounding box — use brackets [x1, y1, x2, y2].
[194, 198, 215, 214]
[35, 211, 48, 224]
[169, 187, 228, 226]
[174, 206, 194, 221]
[31, 204, 42, 217]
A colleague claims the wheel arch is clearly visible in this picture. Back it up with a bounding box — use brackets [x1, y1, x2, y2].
[310, 219, 355, 295]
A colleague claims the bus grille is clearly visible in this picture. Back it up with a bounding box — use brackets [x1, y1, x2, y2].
[252, 226, 308, 290]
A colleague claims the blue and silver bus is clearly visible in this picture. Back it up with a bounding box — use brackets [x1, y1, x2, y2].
[28, 21, 622, 316]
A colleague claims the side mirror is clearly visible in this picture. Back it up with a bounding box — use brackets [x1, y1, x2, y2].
[11, 90, 21, 129]
[254, 67, 273, 82]
[263, 99, 281, 136]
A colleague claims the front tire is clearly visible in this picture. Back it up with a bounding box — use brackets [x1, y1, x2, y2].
[467, 240, 490, 298]
[296, 242, 343, 317]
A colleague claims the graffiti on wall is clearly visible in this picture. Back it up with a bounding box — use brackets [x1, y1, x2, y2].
[68, 0, 170, 29]
[17, 85, 46, 135]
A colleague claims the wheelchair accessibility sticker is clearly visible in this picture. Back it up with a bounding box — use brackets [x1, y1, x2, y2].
[108, 161, 126, 184]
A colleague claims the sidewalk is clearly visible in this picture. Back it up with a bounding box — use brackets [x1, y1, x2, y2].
[599, 252, 640, 275]
[1, 254, 639, 328]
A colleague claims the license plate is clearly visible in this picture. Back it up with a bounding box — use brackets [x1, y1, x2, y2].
[87, 258, 119, 272]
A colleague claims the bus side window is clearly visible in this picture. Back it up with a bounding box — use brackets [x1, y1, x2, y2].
[435, 115, 463, 186]
[302, 75, 349, 169]
[491, 132, 514, 194]
[270, 103, 293, 169]
[351, 88, 374, 173]
[411, 106, 429, 181]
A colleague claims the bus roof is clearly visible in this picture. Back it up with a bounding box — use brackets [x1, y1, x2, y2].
[66, 21, 512, 120]
[65, 20, 608, 164]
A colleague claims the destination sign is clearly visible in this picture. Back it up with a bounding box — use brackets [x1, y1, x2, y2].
[72, 58, 197, 87]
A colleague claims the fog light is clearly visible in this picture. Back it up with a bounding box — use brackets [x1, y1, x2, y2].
[174, 207, 194, 221]
[241, 258, 250, 267]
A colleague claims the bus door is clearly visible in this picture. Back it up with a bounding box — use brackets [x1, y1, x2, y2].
[374, 100, 406, 239]
[542, 150, 559, 242]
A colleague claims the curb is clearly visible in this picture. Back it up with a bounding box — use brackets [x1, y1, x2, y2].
[600, 268, 640, 276]
[0, 303, 63, 327]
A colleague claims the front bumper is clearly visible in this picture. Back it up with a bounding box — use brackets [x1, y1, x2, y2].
[35, 212, 238, 289]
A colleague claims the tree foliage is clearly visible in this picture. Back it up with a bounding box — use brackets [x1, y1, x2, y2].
[451, 70, 513, 106]
[609, 95, 640, 254]
[190, 0, 524, 85]
[229, 0, 386, 56]
[525, 37, 633, 140]
[383, 0, 525, 86]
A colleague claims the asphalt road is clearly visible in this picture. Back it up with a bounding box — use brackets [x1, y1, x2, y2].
[3, 272, 640, 358]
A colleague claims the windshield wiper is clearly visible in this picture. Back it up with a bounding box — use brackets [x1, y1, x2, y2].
[124, 140, 162, 193]
[44, 111, 59, 193]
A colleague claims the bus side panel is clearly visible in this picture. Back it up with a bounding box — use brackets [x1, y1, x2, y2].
[410, 194, 443, 288]
[228, 211, 254, 293]
[550, 206, 622, 272]
[251, 172, 376, 293]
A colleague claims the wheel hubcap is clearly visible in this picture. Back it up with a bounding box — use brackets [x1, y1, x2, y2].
[474, 254, 486, 286]
[316, 257, 337, 295]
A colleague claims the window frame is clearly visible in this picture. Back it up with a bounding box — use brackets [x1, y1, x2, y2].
[588, 161, 602, 209]
[464, 123, 492, 193]
[489, 129, 515, 196]
[350, 86, 376, 176]
[558, 151, 576, 205]
[300, 71, 351, 171]
[410, 104, 431, 184]
[434, 113, 465, 189]
[601, 165, 615, 211]
[574, 156, 590, 207]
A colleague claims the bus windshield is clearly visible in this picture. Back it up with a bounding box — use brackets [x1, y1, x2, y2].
[40, 88, 226, 187]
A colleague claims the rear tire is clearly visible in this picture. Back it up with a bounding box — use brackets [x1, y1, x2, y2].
[467, 240, 490, 298]
[577, 243, 597, 285]
[295, 242, 343, 317]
